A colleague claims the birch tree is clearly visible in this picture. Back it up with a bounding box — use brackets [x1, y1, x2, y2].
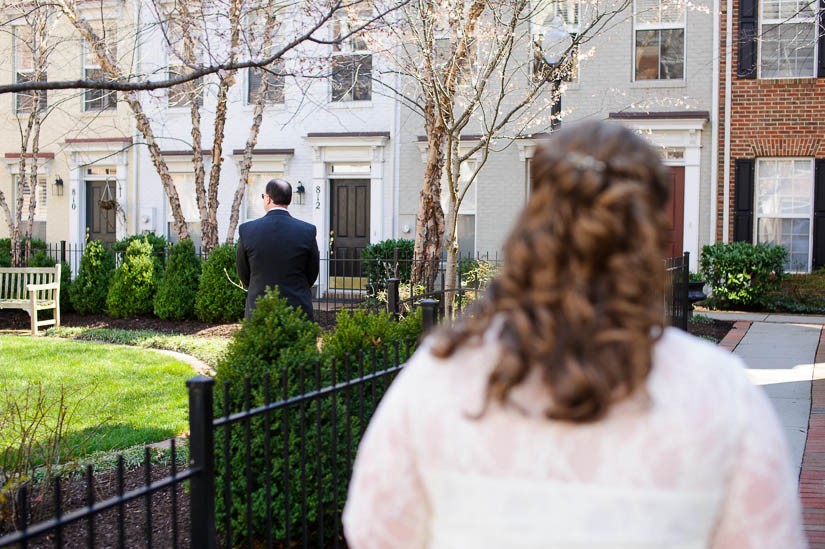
[0, 1, 55, 266]
[367, 0, 630, 306]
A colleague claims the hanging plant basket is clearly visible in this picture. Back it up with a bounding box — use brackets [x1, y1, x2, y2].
[99, 180, 117, 211]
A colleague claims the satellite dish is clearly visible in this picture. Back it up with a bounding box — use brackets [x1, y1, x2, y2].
[540, 15, 573, 67]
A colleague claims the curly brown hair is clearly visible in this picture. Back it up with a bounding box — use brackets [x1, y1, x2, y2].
[430, 121, 672, 423]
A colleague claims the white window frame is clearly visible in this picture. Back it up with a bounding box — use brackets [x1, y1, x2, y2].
[329, 11, 373, 102]
[82, 26, 117, 112]
[441, 161, 478, 258]
[243, 170, 285, 222]
[632, 0, 687, 81]
[753, 157, 815, 273]
[165, 25, 204, 109]
[758, 0, 820, 79]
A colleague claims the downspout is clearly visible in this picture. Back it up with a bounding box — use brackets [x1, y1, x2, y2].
[132, 0, 141, 235]
[392, 44, 401, 240]
[722, 0, 733, 242]
[710, 0, 720, 244]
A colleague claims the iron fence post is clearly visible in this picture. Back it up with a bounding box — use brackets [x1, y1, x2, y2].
[387, 278, 400, 320]
[682, 251, 690, 329]
[420, 299, 437, 337]
[60, 240, 66, 264]
[187, 376, 217, 549]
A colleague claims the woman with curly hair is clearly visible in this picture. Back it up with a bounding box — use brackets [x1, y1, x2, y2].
[343, 121, 804, 548]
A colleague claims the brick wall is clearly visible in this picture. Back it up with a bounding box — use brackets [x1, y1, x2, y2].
[717, 0, 825, 241]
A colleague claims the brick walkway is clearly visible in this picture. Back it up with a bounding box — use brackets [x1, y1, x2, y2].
[801, 327, 825, 548]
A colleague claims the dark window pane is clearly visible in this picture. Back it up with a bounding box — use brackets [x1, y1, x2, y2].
[247, 67, 284, 104]
[635, 30, 660, 80]
[84, 68, 117, 111]
[660, 28, 684, 79]
[331, 54, 372, 101]
[15, 72, 46, 113]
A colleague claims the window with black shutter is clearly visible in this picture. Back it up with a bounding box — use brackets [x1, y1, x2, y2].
[733, 159, 754, 242]
[819, 0, 825, 77]
[737, 0, 758, 78]
[813, 160, 825, 268]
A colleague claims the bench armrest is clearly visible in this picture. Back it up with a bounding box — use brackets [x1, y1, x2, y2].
[27, 282, 59, 292]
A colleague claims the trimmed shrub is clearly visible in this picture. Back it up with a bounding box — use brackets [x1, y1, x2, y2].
[321, 307, 421, 372]
[361, 238, 414, 293]
[154, 239, 201, 320]
[106, 238, 158, 318]
[27, 251, 73, 313]
[214, 289, 338, 545]
[70, 240, 115, 315]
[113, 232, 167, 266]
[699, 242, 787, 309]
[194, 243, 245, 322]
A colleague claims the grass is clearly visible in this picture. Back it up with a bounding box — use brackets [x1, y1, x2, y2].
[0, 336, 194, 460]
[46, 327, 229, 368]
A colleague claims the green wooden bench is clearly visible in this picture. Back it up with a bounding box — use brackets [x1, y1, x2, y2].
[0, 265, 61, 335]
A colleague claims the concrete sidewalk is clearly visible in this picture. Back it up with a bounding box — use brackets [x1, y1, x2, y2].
[728, 321, 821, 479]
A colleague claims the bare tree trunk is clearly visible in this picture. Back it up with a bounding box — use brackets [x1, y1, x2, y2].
[57, 0, 190, 241]
[413, 102, 446, 292]
[24, 100, 42, 264]
[12, 105, 37, 267]
[226, 73, 269, 244]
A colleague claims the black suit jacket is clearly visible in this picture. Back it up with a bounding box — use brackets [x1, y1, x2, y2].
[236, 209, 320, 321]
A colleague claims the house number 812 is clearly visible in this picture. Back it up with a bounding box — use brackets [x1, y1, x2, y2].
[315, 186, 321, 210]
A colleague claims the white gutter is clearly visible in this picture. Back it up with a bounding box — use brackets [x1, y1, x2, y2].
[722, 0, 733, 242]
[710, 0, 720, 244]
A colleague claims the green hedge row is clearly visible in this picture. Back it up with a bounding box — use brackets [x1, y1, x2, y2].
[213, 288, 422, 546]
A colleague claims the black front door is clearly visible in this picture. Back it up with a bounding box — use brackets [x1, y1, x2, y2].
[330, 179, 370, 279]
[86, 181, 117, 246]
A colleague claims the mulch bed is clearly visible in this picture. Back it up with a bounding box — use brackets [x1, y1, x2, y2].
[2, 464, 191, 549]
[687, 318, 734, 343]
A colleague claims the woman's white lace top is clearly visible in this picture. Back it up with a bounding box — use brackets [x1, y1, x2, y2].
[343, 328, 806, 548]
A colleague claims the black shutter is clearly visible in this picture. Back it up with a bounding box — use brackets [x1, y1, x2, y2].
[737, 0, 758, 78]
[819, 0, 825, 77]
[813, 160, 825, 268]
[733, 159, 755, 242]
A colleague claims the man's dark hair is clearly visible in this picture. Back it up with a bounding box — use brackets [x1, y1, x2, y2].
[265, 179, 292, 206]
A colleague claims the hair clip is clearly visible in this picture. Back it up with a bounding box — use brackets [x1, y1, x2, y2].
[567, 152, 606, 173]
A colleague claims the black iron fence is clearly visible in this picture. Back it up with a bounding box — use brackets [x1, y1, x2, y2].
[665, 251, 691, 331]
[0, 342, 411, 549]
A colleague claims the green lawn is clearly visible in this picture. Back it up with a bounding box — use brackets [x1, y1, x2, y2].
[0, 335, 195, 460]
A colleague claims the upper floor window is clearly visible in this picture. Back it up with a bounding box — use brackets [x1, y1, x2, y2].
[166, 24, 204, 108]
[330, 12, 372, 101]
[247, 64, 285, 105]
[83, 25, 117, 111]
[633, 0, 685, 80]
[759, 0, 819, 78]
[14, 26, 47, 114]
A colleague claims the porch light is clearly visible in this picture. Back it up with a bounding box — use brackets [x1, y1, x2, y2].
[53, 176, 64, 196]
[295, 181, 306, 205]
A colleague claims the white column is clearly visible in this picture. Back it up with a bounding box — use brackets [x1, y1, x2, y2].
[310, 146, 328, 297]
[68, 154, 82, 248]
[370, 145, 385, 243]
[683, 131, 702, 272]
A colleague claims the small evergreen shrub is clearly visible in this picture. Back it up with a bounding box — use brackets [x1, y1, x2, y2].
[361, 238, 414, 293]
[154, 239, 201, 320]
[699, 242, 787, 309]
[0, 237, 47, 266]
[113, 232, 167, 267]
[194, 243, 245, 322]
[106, 238, 158, 318]
[70, 240, 115, 315]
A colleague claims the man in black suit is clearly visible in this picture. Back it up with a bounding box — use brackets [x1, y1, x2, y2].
[236, 179, 320, 321]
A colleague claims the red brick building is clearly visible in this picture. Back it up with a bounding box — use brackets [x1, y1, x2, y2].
[719, 0, 825, 272]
